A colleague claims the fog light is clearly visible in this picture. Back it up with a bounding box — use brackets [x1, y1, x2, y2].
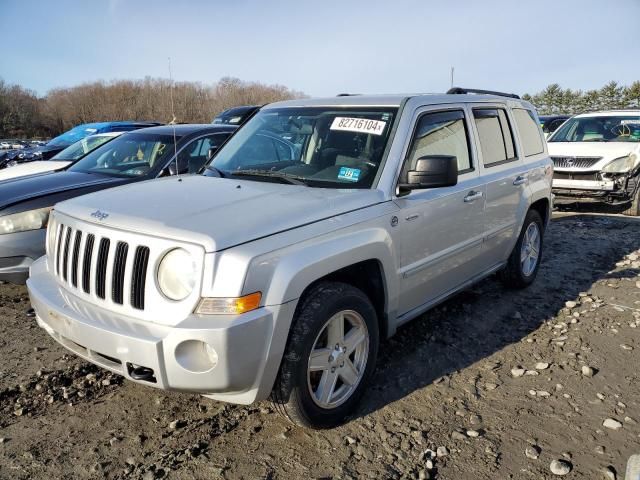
[174, 340, 218, 373]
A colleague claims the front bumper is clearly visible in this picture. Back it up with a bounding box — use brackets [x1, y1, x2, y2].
[27, 257, 297, 404]
[552, 170, 638, 205]
[0, 229, 46, 283]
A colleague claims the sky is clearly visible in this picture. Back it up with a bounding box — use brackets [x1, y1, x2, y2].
[1, 0, 639, 98]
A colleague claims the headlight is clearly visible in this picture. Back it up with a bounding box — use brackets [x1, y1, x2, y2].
[0, 207, 52, 235]
[157, 248, 197, 301]
[602, 154, 639, 173]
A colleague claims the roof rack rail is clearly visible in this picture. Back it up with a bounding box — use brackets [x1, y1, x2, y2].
[336, 93, 361, 97]
[446, 87, 520, 100]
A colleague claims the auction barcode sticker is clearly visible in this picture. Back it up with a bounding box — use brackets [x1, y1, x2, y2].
[621, 119, 640, 125]
[330, 117, 387, 136]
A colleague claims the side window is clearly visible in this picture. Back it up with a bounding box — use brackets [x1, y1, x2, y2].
[235, 134, 279, 166]
[402, 109, 472, 181]
[473, 108, 517, 166]
[513, 109, 545, 157]
[178, 133, 230, 174]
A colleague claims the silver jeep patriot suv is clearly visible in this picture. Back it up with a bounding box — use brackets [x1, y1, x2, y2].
[28, 88, 553, 428]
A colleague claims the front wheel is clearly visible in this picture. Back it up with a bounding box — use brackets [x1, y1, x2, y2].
[271, 282, 379, 429]
[623, 182, 640, 216]
[499, 209, 544, 289]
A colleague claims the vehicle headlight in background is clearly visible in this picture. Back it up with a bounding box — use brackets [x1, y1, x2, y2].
[0, 207, 52, 235]
[157, 248, 197, 301]
[196, 292, 262, 315]
[602, 154, 639, 173]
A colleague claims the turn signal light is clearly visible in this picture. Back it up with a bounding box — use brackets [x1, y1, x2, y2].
[196, 292, 262, 315]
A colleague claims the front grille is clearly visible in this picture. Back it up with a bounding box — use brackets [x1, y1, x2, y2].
[553, 171, 601, 181]
[131, 246, 150, 310]
[111, 242, 128, 305]
[551, 156, 602, 169]
[95, 238, 110, 299]
[53, 223, 149, 311]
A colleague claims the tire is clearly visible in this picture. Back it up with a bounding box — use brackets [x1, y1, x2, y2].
[271, 282, 379, 429]
[622, 183, 640, 216]
[499, 209, 544, 289]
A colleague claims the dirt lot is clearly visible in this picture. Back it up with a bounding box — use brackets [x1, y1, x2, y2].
[1, 212, 640, 480]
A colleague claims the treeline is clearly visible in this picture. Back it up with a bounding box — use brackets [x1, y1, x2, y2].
[0, 77, 305, 138]
[522, 81, 640, 115]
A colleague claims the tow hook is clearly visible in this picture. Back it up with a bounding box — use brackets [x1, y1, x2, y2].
[126, 363, 157, 383]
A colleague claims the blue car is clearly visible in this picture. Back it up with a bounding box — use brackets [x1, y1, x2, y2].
[32, 121, 164, 161]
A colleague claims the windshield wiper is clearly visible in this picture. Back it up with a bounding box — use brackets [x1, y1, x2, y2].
[205, 165, 226, 177]
[231, 169, 308, 186]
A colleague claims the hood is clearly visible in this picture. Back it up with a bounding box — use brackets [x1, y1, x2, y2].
[0, 160, 72, 182]
[547, 142, 640, 168]
[0, 171, 127, 211]
[34, 144, 66, 160]
[56, 175, 387, 252]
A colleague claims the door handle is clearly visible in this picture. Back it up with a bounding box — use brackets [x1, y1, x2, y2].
[513, 175, 527, 186]
[463, 190, 483, 203]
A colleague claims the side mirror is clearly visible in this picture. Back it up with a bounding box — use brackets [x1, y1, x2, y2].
[207, 146, 219, 161]
[398, 155, 458, 193]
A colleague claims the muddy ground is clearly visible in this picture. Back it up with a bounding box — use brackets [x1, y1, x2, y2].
[1, 212, 640, 480]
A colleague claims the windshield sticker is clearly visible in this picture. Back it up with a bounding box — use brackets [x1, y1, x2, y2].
[338, 167, 361, 182]
[621, 119, 640, 125]
[331, 117, 386, 136]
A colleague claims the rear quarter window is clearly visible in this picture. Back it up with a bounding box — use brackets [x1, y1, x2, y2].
[513, 109, 545, 156]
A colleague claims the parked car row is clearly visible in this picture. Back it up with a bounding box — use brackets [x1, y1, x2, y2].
[0, 121, 164, 171]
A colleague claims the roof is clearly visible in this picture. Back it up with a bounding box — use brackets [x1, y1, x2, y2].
[91, 131, 125, 138]
[265, 93, 532, 109]
[126, 124, 237, 136]
[77, 121, 163, 128]
[574, 110, 640, 118]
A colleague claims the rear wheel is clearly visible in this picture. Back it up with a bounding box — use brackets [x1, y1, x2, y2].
[271, 282, 379, 429]
[499, 209, 544, 289]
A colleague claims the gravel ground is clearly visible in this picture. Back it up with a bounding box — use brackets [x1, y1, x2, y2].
[1, 212, 640, 480]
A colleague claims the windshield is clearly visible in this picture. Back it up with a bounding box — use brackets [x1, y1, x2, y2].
[68, 132, 177, 177]
[549, 116, 640, 143]
[208, 107, 397, 188]
[50, 134, 118, 161]
[47, 124, 103, 148]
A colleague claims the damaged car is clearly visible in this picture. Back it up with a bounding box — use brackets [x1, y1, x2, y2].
[548, 111, 640, 216]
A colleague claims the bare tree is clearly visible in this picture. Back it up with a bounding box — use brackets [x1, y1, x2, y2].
[0, 76, 305, 138]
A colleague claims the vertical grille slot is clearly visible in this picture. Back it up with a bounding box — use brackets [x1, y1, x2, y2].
[55, 224, 65, 276]
[61, 227, 72, 282]
[111, 242, 129, 304]
[131, 246, 150, 310]
[71, 230, 82, 287]
[82, 234, 95, 294]
[95, 238, 111, 299]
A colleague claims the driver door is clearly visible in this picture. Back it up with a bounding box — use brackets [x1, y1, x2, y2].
[395, 105, 486, 317]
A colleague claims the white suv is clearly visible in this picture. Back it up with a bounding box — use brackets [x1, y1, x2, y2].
[28, 89, 553, 428]
[548, 110, 640, 215]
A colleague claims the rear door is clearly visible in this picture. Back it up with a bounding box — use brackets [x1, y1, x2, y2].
[395, 105, 486, 317]
[470, 105, 528, 267]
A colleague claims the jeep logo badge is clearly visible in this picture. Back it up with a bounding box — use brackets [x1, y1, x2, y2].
[90, 210, 109, 221]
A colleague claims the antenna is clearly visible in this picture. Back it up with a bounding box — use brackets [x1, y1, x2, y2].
[450, 67, 455, 89]
[168, 57, 180, 181]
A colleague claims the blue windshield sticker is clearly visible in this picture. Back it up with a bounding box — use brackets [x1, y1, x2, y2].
[338, 167, 361, 182]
